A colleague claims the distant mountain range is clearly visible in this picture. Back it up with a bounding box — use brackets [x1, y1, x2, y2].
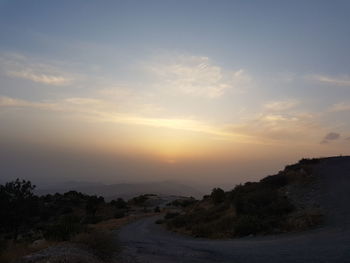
[36, 180, 204, 200]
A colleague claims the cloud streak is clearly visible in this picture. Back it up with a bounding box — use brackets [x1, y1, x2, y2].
[264, 99, 299, 111]
[147, 55, 251, 98]
[0, 95, 256, 143]
[7, 70, 71, 86]
[0, 53, 73, 86]
[329, 102, 350, 112]
[309, 74, 350, 87]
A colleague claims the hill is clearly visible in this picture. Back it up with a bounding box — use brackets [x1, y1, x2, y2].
[162, 156, 350, 238]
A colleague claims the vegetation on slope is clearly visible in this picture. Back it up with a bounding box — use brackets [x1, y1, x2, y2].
[162, 158, 323, 238]
[0, 179, 159, 262]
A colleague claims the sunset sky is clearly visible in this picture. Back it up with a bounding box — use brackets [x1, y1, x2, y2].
[1, 0, 350, 188]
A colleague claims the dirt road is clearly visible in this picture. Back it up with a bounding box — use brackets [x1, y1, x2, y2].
[118, 157, 350, 263]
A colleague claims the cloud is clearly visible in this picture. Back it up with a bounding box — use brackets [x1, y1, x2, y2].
[7, 70, 71, 86]
[0, 96, 55, 109]
[309, 74, 350, 87]
[147, 55, 251, 98]
[0, 53, 73, 86]
[264, 100, 299, 111]
[329, 102, 350, 112]
[227, 112, 319, 143]
[320, 132, 340, 144]
[0, 95, 255, 142]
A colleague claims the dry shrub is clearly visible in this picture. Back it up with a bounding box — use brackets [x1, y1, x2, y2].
[72, 230, 119, 261]
[0, 240, 55, 263]
[286, 209, 323, 231]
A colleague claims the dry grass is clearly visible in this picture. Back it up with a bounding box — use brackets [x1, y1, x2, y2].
[72, 230, 117, 261]
[286, 208, 323, 231]
[0, 212, 157, 263]
[0, 240, 58, 263]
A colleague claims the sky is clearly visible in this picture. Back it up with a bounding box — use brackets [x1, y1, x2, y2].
[1, 0, 350, 189]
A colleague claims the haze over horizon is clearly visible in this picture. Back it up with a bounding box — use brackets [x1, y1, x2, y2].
[1, 0, 350, 189]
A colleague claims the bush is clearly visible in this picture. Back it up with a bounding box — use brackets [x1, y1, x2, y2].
[131, 195, 149, 206]
[113, 210, 125, 219]
[211, 188, 225, 204]
[0, 179, 38, 239]
[73, 230, 119, 261]
[81, 215, 103, 224]
[167, 198, 197, 207]
[260, 173, 288, 188]
[110, 198, 127, 209]
[234, 215, 261, 236]
[44, 215, 84, 241]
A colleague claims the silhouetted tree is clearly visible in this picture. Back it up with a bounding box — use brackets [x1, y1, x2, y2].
[110, 198, 127, 209]
[85, 195, 104, 216]
[210, 187, 225, 204]
[0, 179, 37, 239]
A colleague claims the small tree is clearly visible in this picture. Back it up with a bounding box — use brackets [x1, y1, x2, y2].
[110, 198, 127, 209]
[0, 179, 37, 239]
[210, 188, 225, 204]
[85, 196, 104, 216]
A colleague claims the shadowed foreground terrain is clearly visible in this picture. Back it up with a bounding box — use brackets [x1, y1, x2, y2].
[119, 156, 350, 263]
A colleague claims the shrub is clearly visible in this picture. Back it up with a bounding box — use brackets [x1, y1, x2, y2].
[110, 198, 127, 209]
[286, 209, 323, 231]
[73, 230, 119, 261]
[234, 215, 261, 236]
[0, 179, 38, 239]
[44, 215, 84, 241]
[260, 173, 288, 188]
[81, 215, 103, 224]
[211, 188, 225, 204]
[85, 196, 104, 216]
[113, 210, 125, 219]
[131, 195, 149, 206]
[167, 198, 197, 208]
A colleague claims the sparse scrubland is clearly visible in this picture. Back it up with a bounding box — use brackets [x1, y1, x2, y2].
[162, 158, 323, 238]
[0, 179, 159, 263]
[0, 158, 334, 262]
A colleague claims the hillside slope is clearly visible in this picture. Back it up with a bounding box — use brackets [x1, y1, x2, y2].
[163, 157, 331, 237]
[119, 156, 350, 263]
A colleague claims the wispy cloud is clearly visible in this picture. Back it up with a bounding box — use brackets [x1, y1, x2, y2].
[0, 96, 55, 109]
[308, 74, 350, 87]
[329, 102, 350, 112]
[264, 99, 299, 111]
[147, 54, 251, 98]
[0, 53, 73, 86]
[7, 70, 71, 86]
[227, 112, 319, 143]
[0, 95, 255, 143]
